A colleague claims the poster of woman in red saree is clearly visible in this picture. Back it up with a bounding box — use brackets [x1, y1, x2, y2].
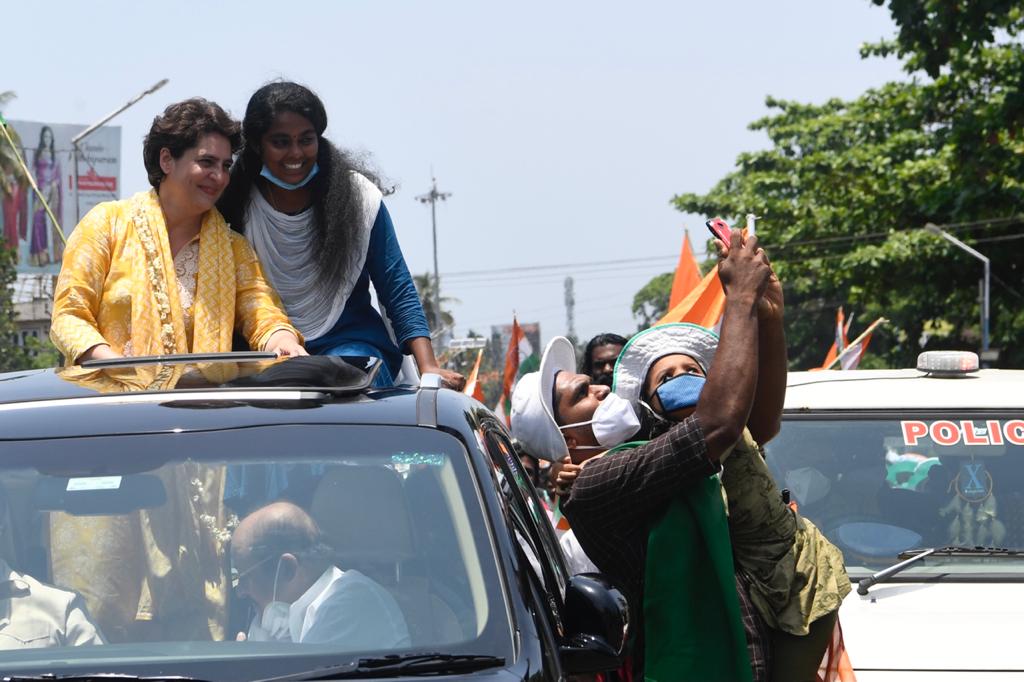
[1, 167, 27, 250]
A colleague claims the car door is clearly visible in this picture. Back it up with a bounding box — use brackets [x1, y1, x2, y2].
[480, 422, 570, 679]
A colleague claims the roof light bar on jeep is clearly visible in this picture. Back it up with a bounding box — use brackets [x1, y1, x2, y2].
[916, 350, 980, 376]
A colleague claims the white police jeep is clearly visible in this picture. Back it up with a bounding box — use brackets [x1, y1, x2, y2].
[766, 352, 1024, 680]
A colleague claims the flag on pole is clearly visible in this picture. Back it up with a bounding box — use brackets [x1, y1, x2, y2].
[815, 314, 885, 371]
[668, 231, 702, 310]
[463, 348, 486, 403]
[657, 267, 726, 329]
[839, 330, 874, 371]
[495, 316, 534, 424]
[819, 307, 849, 369]
[838, 317, 883, 371]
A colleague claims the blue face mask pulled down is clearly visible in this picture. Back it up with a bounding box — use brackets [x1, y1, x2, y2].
[655, 373, 706, 413]
[260, 163, 320, 191]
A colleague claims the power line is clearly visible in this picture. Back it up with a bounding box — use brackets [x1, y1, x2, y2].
[439, 215, 1023, 280]
[442, 254, 680, 279]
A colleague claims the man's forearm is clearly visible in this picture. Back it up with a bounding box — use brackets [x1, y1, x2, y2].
[748, 314, 787, 444]
[695, 293, 760, 460]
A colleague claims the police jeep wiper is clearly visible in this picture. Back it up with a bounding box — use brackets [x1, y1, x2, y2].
[857, 545, 1020, 595]
[250, 652, 506, 681]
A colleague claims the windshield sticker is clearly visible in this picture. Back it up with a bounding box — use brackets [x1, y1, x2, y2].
[66, 476, 123, 492]
[390, 452, 446, 467]
[901, 420, 1024, 447]
[956, 462, 992, 502]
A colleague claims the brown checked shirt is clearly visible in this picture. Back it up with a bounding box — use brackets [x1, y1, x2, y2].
[560, 415, 769, 681]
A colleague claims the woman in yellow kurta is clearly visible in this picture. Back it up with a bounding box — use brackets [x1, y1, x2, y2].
[48, 98, 305, 644]
[51, 99, 304, 363]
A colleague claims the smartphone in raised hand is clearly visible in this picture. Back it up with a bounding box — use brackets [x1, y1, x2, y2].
[706, 217, 733, 244]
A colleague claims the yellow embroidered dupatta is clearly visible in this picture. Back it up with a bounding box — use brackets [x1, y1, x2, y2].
[129, 189, 235, 356]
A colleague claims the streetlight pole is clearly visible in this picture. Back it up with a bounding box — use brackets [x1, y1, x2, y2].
[415, 176, 451, 339]
[72, 78, 169, 222]
[925, 223, 990, 361]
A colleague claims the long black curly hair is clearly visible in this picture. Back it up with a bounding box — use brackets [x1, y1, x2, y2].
[219, 81, 385, 291]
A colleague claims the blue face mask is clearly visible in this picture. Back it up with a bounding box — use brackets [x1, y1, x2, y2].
[260, 163, 320, 191]
[654, 373, 706, 413]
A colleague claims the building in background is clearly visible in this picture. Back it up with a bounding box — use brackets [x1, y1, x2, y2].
[11, 273, 54, 349]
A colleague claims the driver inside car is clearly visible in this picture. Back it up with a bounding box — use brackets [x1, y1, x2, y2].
[0, 487, 104, 649]
[231, 501, 409, 648]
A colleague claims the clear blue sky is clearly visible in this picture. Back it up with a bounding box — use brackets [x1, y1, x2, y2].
[4, 0, 906, 345]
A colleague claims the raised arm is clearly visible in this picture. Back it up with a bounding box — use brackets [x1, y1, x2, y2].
[747, 267, 787, 444]
[366, 203, 464, 389]
[694, 232, 771, 461]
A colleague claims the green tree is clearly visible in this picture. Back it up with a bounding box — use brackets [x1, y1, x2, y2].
[412, 272, 459, 336]
[0, 247, 29, 372]
[0, 93, 32, 372]
[631, 272, 673, 330]
[668, 2, 1024, 369]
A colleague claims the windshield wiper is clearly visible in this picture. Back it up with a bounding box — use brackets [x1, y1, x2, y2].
[3, 671, 206, 675]
[251, 652, 506, 681]
[857, 545, 1019, 595]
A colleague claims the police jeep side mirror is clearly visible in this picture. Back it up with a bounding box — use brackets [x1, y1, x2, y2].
[559, 573, 629, 674]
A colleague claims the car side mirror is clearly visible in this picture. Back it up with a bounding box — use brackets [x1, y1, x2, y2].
[559, 573, 629, 674]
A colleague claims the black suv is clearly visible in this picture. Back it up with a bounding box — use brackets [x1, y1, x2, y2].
[0, 354, 627, 681]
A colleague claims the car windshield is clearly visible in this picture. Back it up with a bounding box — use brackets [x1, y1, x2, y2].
[0, 425, 510, 680]
[766, 415, 1024, 577]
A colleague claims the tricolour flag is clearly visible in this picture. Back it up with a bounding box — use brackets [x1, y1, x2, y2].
[495, 317, 534, 424]
[818, 307, 851, 370]
[839, 331, 873, 371]
[668, 231, 702, 310]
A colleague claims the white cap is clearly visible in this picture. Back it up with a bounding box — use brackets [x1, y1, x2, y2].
[612, 323, 719, 412]
[510, 336, 576, 462]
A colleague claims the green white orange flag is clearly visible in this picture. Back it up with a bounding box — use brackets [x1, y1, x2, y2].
[495, 317, 534, 424]
[668, 231, 702, 310]
[819, 307, 851, 369]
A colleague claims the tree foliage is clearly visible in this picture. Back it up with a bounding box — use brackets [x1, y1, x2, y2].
[0, 246, 29, 372]
[631, 272, 673, 330]
[669, 1, 1024, 369]
[413, 272, 458, 335]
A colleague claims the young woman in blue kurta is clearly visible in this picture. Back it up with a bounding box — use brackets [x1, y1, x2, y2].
[219, 81, 464, 389]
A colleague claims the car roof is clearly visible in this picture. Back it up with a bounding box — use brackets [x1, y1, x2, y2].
[0, 355, 494, 441]
[785, 368, 1024, 411]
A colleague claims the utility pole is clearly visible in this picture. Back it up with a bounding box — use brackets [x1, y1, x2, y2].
[564, 276, 577, 345]
[72, 78, 168, 222]
[415, 176, 451, 340]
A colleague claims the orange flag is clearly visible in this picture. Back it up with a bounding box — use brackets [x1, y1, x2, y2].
[668, 231, 701, 310]
[463, 348, 486, 403]
[501, 317, 528, 401]
[657, 266, 726, 329]
[815, 308, 852, 370]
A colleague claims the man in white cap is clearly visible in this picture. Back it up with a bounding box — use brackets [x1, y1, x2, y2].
[510, 231, 782, 681]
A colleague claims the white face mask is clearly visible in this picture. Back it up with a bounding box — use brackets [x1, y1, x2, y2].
[247, 557, 292, 642]
[560, 392, 641, 449]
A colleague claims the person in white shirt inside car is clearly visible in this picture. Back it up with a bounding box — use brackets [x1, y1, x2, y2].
[231, 501, 409, 648]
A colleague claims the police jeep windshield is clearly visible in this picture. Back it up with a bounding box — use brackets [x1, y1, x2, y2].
[0, 425, 510, 681]
[765, 415, 1024, 577]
